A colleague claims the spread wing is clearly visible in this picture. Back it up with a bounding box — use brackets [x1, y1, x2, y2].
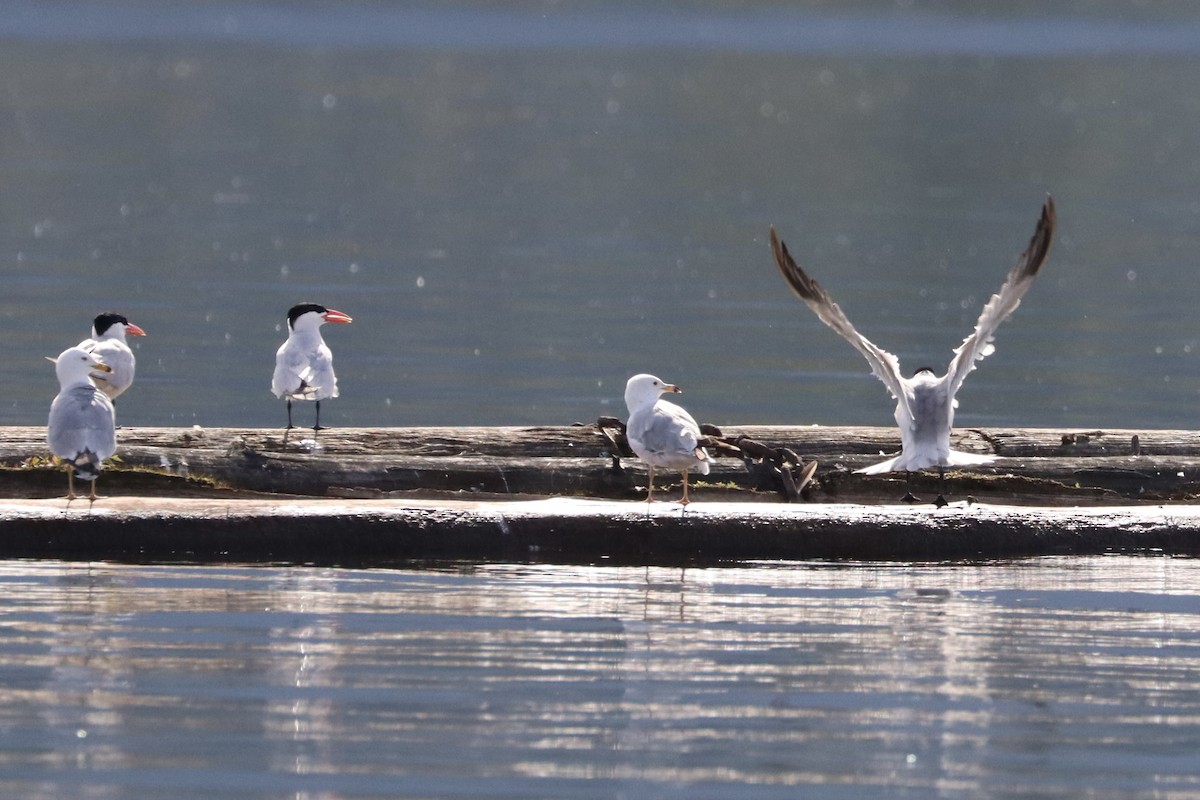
[770, 226, 911, 417]
[945, 195, 1056, 396]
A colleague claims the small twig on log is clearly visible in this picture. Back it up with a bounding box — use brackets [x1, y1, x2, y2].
[596, 416, 634, 469]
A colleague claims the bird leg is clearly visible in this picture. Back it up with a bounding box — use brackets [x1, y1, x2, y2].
[900, 471, 921, 504]
[314, 400, 324, 432]
[680, 469, 691, 505]
[65, 468, 76, 501]
[285, 399, 295, 430]
[644, 465, 656, 503]
[933, 466, 949, 508]
[88, 478, 99, 502]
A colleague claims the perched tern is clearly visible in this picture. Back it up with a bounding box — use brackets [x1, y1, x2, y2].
[46, 346, 117, 501]
[272, 303, 353, 431]
[769, 196, 1056, 505]
[624, 373, 711, 505]
[78, 312, 146, 401]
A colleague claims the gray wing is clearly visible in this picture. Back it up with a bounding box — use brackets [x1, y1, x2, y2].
[48, 386, 117, 461]
[770, 226, 911, 416]
[945, 196, 1056, 396]
[631, 402, 704, 460]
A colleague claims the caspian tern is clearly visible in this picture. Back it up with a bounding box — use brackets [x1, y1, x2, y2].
[624, 373, 711, 504]
[272, 303, 353, 431]
[46, 346, 117, 501]
[769, 196, 1056, 505]
[78, 312, 146, 401]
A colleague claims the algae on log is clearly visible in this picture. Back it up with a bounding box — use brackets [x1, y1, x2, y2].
[3, 424, 1200, 504]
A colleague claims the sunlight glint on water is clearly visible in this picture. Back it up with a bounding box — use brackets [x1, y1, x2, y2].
[1, 558, 1199, 798]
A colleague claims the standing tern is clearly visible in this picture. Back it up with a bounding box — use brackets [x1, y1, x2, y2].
[78, 312, 146, 401]
[624, 373, 711, 505]
[769, 196, 1056, 505]
[272, 303, 353, 431]
[46, 346, 118, 501]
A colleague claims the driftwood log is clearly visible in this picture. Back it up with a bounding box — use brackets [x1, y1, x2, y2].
[0, 423, 1193, 504]
[2, 423, 1199, 564]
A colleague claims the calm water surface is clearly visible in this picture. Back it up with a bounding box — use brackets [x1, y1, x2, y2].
[2, 2, 1200, 430]
[2, 557, 1200, 799]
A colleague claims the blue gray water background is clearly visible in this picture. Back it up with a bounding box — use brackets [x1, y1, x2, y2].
[2, 2, 1199, 431]
[3, 556, 1200, 799]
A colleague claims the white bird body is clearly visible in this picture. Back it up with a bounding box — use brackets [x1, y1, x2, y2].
[624, 373, 710, 504]
[273, 327, 339, 402]
[272, 303, 352, 430]
[770, 197, 1056, 482]
[47, 346, 117, 499]
[855, 370, 994, 475]
[78, 313, 146, 401]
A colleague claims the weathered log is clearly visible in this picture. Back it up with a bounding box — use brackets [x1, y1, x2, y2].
[5, 424, 1200, 563]
[3, 424, 1200, 504]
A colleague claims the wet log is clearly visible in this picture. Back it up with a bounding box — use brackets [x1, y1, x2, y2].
[0, 496, 1198, 565]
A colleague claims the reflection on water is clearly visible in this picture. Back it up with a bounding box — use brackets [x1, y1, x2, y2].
[2, 4, 1200, 430]
[2, 557, 1200, 798]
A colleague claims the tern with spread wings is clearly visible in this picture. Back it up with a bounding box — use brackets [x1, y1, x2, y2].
[769, 196, 1055, 505]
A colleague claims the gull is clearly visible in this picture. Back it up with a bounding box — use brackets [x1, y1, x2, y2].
[769, 196, 1056, 505]
[624, 373, 711, 504]
[272, 303, 353, 431]
[78, 312, 146, 401]
[47, 346, 117, 501]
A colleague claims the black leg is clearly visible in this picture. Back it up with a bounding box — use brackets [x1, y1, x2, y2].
[900, 471, 921, 504]
[933, 465, 949, 508]
[286, 399, 295, 430]
[314, 400, 323, 431]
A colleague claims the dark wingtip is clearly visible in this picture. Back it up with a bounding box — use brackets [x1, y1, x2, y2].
[1019, 194, 1056, 279]
[769, 225, 820, 302]
[768, 225, 786, 274]
[1042, 193, 1057, 238]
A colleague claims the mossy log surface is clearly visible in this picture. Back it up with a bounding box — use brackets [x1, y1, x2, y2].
[1, 424, 1198, 564]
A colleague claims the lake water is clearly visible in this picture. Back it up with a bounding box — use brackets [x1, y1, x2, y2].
[2, 556, 1200, 799]
[2, 2, 1200, 431]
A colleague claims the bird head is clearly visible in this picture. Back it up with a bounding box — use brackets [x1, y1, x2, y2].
[287, 303, 353, 331]
[624, 373, 681, 411]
